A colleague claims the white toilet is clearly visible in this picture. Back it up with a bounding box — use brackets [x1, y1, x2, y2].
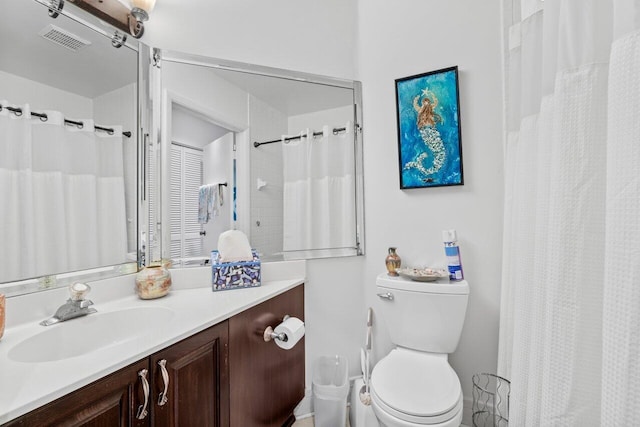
[370, 273, 469, 427]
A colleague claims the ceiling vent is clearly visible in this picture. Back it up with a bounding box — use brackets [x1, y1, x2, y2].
[38, 24, 91, 52]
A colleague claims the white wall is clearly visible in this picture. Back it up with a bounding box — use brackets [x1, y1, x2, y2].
[357, 1, 504, 423]
[145, 1, 503, 423]
[0, 70, 92, 118]
[144, 0, 357, 79]
[171, 106, 230, 150]
[161, 61, 249, 131]
[288, 105, 354, 136]
[203, 132, 234, 252]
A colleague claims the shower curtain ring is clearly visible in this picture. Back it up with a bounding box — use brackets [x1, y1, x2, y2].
[48, 0, 64, 18]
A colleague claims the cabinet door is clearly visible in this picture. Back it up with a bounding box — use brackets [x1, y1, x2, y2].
[150, 321, 229, 427]
[229, 285, 305, 427]
[4, 359, 150, 427]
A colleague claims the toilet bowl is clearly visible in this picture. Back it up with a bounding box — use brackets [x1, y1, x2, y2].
[370, 349, 462, 426]
[371, 274, 469, 427]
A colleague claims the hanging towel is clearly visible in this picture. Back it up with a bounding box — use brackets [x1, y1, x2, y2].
[198, 185, 209, 224]
[198, 184, 219, 224]
[208, 184, 219, 218]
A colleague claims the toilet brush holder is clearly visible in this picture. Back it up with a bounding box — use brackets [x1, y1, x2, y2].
[350, 378, 379, 427]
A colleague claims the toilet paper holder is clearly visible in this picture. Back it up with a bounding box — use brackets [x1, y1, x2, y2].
[263, 315, 291, 342]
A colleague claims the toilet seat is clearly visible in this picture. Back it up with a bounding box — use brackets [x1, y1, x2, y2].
[370, 348, 462, 425]
[371, 389, 462, 426]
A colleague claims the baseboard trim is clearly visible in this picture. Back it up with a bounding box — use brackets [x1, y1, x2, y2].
[296, 379, 471, 425]
[294, 388, 313, 419]
[462, 395, 473, 426]
[295, 377, 360, 420]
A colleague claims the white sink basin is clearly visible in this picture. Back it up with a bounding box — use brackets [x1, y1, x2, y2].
[8, 306, 175, 363]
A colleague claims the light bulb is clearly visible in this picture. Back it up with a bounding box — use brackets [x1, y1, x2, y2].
[131, 0, 156, 13]
[130, 0, 155, 22]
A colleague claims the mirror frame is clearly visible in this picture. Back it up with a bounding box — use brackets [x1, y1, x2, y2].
[147, 49, 365, 262]
[0, 0, 145, 297]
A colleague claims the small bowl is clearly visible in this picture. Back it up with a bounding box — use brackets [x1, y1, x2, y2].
[396, 267, 448, 282]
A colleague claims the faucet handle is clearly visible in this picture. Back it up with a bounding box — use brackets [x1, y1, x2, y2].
[69, 282, 91, 301]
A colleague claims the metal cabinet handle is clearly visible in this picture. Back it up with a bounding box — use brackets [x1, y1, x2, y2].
[157, 359, 169, 406]
[136, 369, 150, 420]
[377, 292, 394, 301]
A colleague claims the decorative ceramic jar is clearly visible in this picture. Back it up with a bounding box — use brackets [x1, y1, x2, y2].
[385, 247, 402, 276]
[135, 264, 172, 299]
[0, 294, 5, 341]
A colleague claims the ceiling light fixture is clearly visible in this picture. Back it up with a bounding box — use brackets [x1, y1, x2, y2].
[130, 0, 156, 23]
[128, 0, 156, 38]
[46, 0, 156, 40]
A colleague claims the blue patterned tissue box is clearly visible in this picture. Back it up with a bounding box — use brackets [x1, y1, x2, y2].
[211, 250, 261, 291]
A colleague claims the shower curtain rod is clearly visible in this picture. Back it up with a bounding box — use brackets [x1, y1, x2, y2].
[253, 126, 347, 148]
[0, 104, 132, 138]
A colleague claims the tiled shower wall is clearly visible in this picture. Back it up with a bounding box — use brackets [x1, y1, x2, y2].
[249, 95, 286, 258]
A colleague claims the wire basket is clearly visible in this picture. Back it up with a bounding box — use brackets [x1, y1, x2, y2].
[472, 373, 510, 427]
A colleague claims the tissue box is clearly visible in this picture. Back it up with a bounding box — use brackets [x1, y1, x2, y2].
[211, 250, 261, 291]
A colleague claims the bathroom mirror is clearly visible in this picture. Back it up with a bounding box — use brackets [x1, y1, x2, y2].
[148, 50, 364, 265]
[0, 0, 141, 296]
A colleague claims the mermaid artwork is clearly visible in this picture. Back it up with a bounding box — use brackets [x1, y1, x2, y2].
[403, 89, 446, 183]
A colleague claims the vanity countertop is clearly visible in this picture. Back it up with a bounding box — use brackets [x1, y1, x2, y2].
[0, 261, 305, 424]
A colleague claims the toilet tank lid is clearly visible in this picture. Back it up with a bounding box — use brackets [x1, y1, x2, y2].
[376, 273, 469, 295]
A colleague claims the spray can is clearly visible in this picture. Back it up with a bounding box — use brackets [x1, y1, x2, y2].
[442, 229, 464, 281]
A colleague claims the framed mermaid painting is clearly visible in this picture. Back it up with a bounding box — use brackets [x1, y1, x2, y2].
[395, 66, 463, 189]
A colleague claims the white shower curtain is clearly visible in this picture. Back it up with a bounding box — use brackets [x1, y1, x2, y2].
[499, 0, 640, 424]
[0, 102, 128, 283]
[282, 124, 356, 255]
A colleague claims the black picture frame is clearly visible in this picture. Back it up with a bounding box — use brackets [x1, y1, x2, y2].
[395, 66, 463, 189]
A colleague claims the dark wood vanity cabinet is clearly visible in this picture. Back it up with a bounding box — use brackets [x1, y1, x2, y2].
[150, 321, 229, 427]
[4, 322, 229, 427]
[3, 285, 304, 427]
[229, 284, 305, 427]
[3, 358, 150, 427]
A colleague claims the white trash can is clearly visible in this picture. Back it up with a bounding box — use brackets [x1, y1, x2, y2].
[313, 355, 349, 427]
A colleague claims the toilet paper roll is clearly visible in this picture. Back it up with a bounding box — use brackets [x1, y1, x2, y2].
[273, 317, 305, 350]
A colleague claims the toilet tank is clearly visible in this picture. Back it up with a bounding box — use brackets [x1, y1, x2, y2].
[376, 274, 469, 353]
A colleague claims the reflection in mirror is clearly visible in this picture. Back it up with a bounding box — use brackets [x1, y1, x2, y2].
[0, 0, 139, 296]
[150, 51, 364, 265]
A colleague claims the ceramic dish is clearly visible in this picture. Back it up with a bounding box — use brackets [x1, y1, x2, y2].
[396, 268, 448, 282]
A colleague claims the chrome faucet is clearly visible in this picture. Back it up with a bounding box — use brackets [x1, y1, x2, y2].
[40, 282, 97, 326]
